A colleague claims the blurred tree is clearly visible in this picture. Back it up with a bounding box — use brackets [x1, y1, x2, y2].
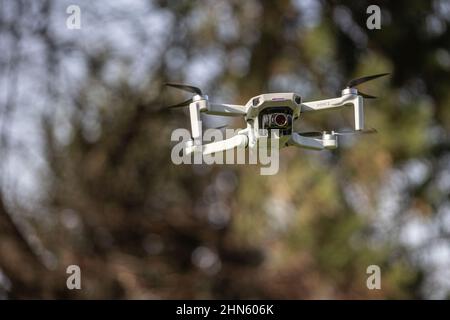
[0, 0, 449, 299]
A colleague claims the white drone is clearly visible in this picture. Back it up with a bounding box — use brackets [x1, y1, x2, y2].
[166, 73, 389, 155]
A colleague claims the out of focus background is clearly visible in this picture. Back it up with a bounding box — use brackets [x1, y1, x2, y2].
[0, 0, 450, 299]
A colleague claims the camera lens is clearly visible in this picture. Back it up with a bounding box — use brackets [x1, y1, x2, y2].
[273, 114, 287, 127]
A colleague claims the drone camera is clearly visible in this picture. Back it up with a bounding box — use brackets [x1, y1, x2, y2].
[261, 112, 292, 130]
[268, 113, 289, 128]
[259, 107, 293, 137]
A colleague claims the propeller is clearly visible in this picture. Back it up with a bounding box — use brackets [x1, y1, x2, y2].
[299, 131, 323, 137]
[345, 73, 389, 99]
[213, 124, 229, 130]
[300, 128, 377, 137]
[333, 128, 377, 136]
[165, 83, 204, 108]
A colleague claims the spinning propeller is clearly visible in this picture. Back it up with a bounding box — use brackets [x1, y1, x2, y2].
[344, 73, 389, 99]
[300, 128, 377, 137]
[166, 83, 204, 108]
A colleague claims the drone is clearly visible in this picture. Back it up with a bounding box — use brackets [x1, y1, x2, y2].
[166, 73, 389, 156]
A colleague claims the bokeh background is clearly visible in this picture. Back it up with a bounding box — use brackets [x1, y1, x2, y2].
[1, 0, 450, 299]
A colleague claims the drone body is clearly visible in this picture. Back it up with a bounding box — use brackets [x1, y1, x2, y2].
[167, 73, 388, 156]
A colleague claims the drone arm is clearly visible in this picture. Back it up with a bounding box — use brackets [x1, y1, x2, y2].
[288, 132, 338, 150]
[301, 96, 349, 112]
[189, 103, 202, 141]
[185, 134, 248, 155]
[204, 103, 247, 116]
[301, 94, 364, 130]
[188, 99, 246, 142]
[354, 95, 364, 131]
